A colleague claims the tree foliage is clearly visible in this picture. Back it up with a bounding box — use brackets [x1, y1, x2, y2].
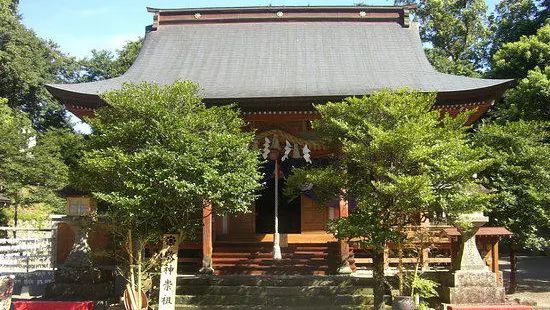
[78, 38, 143, 83]
[286, 90, 492, 310]
[491, 22, 549, 79]
[76, 81, 262, 242]
[0, 97, 68, 224]
[473, 120, 550, 249]
[498, 67, 550, 121]
[488, 0, 546, 58]
[0, 0, 78, 130]
[490, 22, 549, 121]
[395, 0, 491, 77]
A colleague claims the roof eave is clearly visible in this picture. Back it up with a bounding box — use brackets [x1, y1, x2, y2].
[147, 5, 417, 14]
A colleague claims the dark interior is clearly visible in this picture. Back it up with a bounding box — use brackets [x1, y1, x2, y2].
[255, 176, 301, 234]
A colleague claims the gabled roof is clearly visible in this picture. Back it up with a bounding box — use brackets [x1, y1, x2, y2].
[46, 6, 513, 115]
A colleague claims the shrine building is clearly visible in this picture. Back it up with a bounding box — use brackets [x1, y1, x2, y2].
[47, 6, 513, 276]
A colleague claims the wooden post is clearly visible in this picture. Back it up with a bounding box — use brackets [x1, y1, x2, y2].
[492, 238, 501, 284]
[422, 247, 430, 270]
[199, 201, 214, 274]
[383, 246, 390, 269]
[337, 196, 352, 274]
[450, 237, 460, 270]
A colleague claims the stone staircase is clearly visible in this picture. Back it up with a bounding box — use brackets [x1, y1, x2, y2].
[209, 242, 341, 276]
[174, 275, 378, 310]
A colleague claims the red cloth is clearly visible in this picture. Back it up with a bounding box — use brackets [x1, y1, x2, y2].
[12, 301, 93, 310]
[447, 306, 533, 310]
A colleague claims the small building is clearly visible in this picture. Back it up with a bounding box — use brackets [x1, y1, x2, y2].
[47, 6, 513, 275]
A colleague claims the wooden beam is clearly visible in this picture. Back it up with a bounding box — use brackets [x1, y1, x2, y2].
[199, 201, 214, 274]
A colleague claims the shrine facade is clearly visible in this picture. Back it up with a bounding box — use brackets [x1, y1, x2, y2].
[47, 5, 513, 276]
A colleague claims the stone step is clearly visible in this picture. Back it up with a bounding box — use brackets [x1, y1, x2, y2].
[175, 294, 374, 306]
[212, 257, 331, 263]
[173, 306, 379, 310]
[176, 285, 374, 296]
[214, 269, 330, 276]
[176, 275, 375, 287]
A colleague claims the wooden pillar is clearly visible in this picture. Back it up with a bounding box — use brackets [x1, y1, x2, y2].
[337, 197, 352, 274]
[450, 237, 460, 270]
[422, 247, 430, 270]
[383, 246, 390, 269]
[492, 238, 501, 284]
[199, 201, 214, 274]
[420, 214, 430, 270]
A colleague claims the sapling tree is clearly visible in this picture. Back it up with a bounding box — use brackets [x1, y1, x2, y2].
[76, 81, 262, 308]
[286, 90, 492, 310]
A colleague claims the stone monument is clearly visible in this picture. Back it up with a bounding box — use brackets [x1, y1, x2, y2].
[45, 218, 112, 305]
[445, 212, 505, 304]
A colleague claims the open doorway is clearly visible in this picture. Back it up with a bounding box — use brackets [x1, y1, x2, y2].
[255, 177, 301, 234]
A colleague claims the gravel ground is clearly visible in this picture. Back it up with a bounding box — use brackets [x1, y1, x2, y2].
[500, 256, 550, 309]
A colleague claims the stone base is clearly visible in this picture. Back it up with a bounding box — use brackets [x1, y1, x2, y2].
[452, 270, 497, 287]
[44, 282, 111, 300]
[44, 267, 112, 301]
[54, 268, 105, 284]
[443, 270, 505, 304]
[446, 286, 505, 304]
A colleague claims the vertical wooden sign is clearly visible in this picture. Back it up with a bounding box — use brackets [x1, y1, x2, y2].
[158, 234, 178, 310]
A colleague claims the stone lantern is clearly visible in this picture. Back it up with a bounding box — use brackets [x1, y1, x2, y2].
[446, 212, 505, 304]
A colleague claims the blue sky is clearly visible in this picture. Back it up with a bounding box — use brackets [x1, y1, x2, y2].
[20, 0, 499, 59]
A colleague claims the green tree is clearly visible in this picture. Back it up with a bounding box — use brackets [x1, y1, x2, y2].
[78, 38, 143, 82]
[286, 90, 492, 310]
[491, 22, 549, 79]
[473, 120, 550, 293]
[0, 0, 79, 130]
[488, 0, 544, 59]
[76, 81, 262, 301]
[490, 23, 549, 121]
[0, 97, 68, 226]
[496, 67, 550, 121]
[395, 0, 491, 76]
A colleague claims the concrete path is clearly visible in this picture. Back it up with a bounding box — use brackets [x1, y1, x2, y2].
[500, 256, 550, 308]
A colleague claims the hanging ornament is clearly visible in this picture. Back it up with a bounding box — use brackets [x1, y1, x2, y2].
[302, 144, 312, 163]
[281, 140, 292, 161]
[262, 137, 271, 159]
[292, 143, 301, 159]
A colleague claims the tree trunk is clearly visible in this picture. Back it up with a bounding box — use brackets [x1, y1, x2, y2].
[508, 245, 517, 294]
[397, 240, 404, 295]
[13, 203, 19, 238]
[372, 247, 386, 310]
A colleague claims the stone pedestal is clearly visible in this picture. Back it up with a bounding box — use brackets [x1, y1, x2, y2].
[45, 219, 112, 303]
[447, 270, 505, 304]
[444, 213, 505, 304]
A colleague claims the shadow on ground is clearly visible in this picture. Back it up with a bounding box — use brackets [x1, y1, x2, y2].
[500, 256, 550, 307]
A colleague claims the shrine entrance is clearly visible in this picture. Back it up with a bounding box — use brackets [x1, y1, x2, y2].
[255, 177, 301, 234]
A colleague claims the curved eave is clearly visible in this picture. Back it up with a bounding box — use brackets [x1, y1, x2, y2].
[46, 84, 105, 119]
[47, 78, 514, 121]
